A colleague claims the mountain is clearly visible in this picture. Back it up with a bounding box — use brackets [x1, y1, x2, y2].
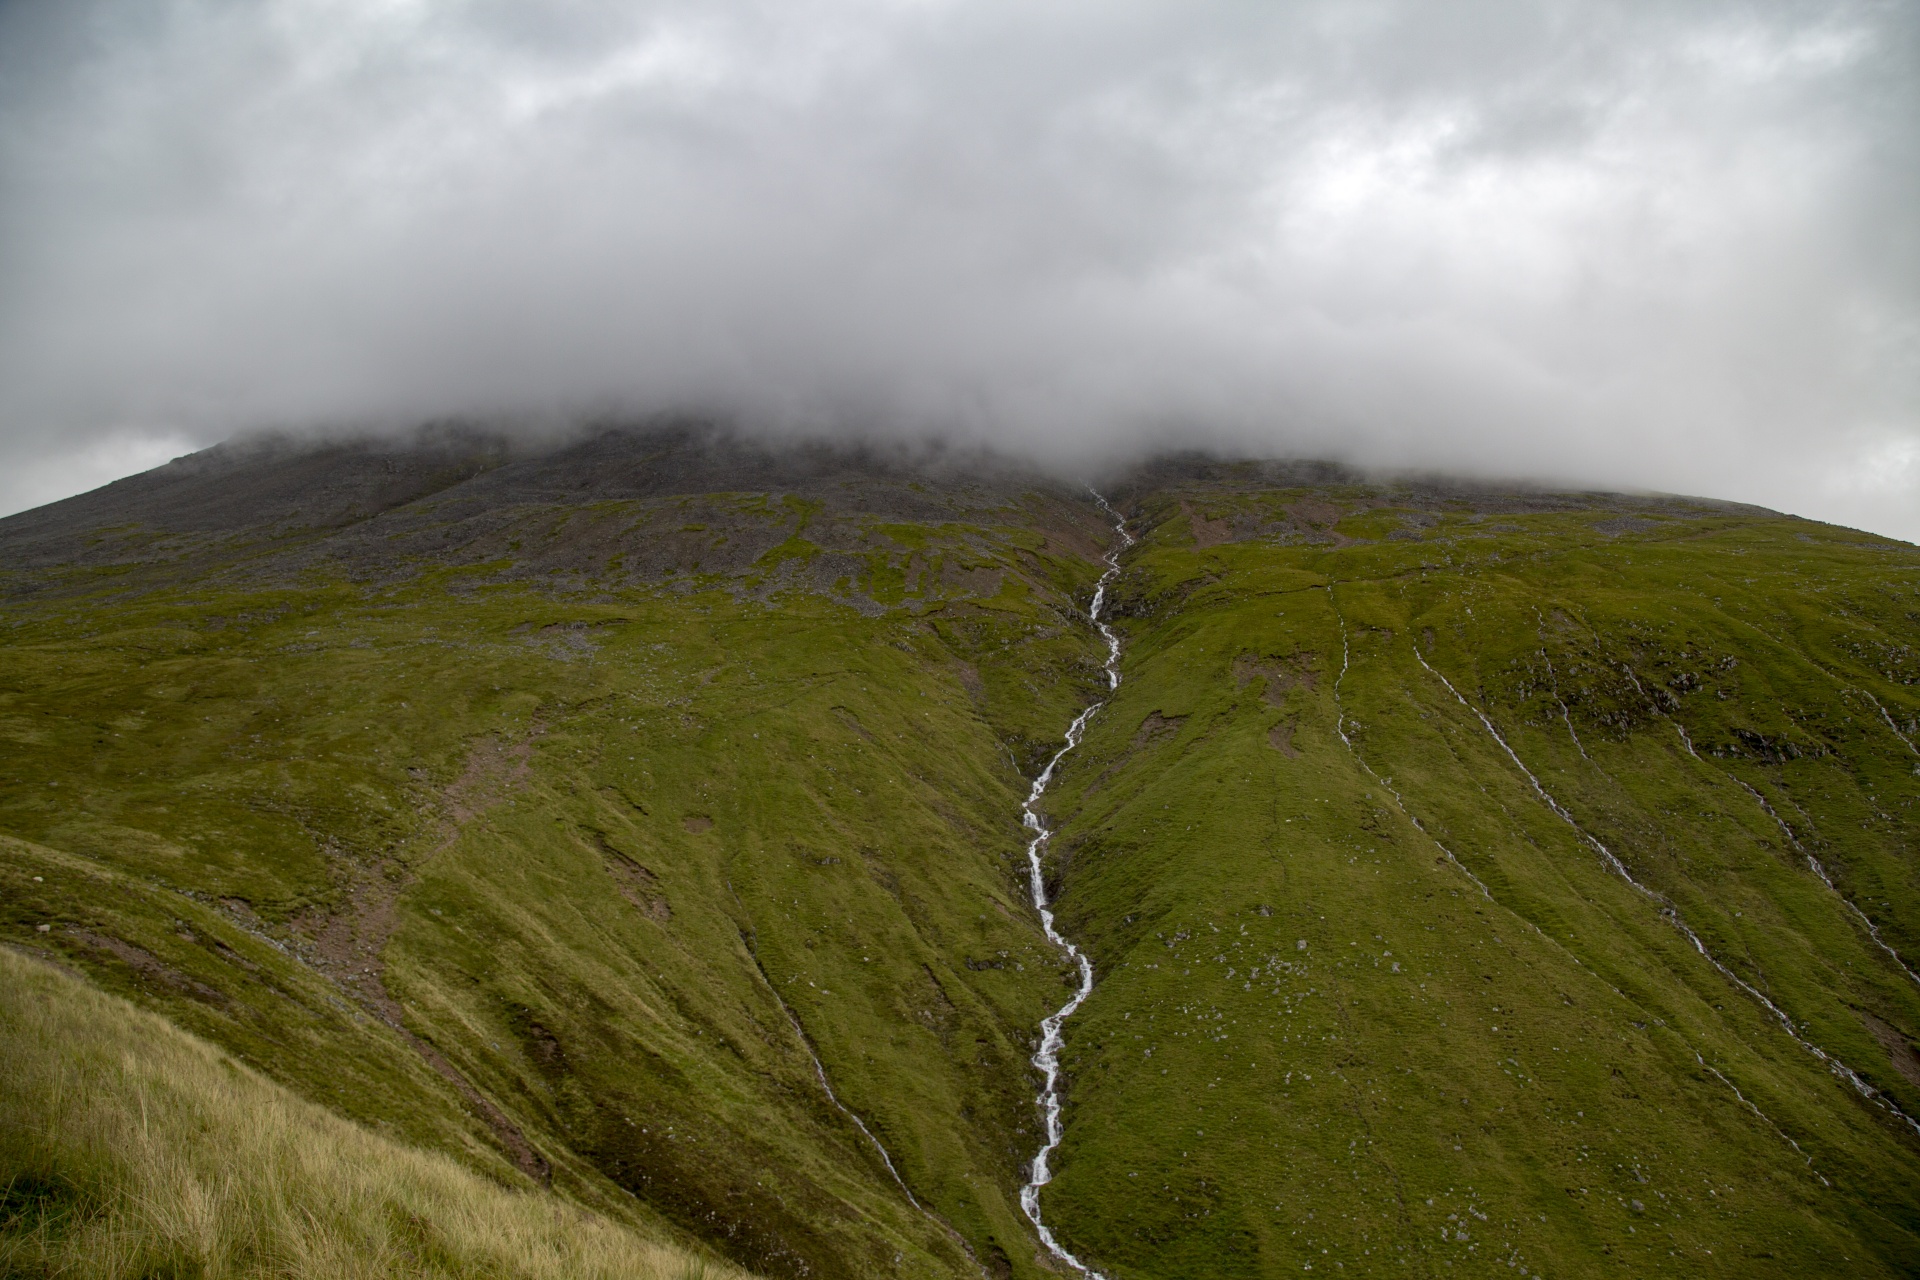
[2, 425, 1917, 1278]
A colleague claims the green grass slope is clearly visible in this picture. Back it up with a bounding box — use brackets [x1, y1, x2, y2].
[1035, 471, 1920, 1276]
[0, 947, 748, 1280]
[2, 437, 1916, 1278]
[1, 439, 1118, 1280]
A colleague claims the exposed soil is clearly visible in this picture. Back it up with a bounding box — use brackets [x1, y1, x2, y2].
[289, 730, 550, 1183]
[593, 830, 673, 922]
[1131, 711, 1186, 750]
[65, 929, 229, 1006]
[1232, 652, 1319, 704]
[1179, 500, 1233, 549]
[1860, 1009, 1920, 1090]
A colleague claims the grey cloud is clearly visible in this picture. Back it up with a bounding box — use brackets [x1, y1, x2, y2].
[1, 0, 1915, 537]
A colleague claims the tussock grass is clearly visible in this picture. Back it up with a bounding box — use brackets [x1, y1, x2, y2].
[0, 948, 742, 1280]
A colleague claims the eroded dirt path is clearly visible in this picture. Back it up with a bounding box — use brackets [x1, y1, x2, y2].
[291, 730, 552, 1182]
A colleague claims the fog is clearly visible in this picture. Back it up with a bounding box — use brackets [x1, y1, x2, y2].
[2, 0, 1915, 539]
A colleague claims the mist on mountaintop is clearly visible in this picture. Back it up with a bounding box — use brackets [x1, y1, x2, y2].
[0, 1, 1915, 538]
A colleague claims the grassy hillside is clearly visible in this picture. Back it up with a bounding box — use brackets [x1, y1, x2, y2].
[0, 431, 1116, 1279]
[1, 433, 1916, 1277]
[0, 947, 745, 1279]
[1037, 470, 1920, 1276]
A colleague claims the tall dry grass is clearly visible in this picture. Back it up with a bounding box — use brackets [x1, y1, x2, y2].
[0, 947, 745, 1279]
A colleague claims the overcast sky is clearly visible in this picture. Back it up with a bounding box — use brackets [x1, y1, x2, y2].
[2, 0, 1915, 538]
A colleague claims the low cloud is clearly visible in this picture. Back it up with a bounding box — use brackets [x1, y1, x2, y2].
[1, 1, 1915, 537]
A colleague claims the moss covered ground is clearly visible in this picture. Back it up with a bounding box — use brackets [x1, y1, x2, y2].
[2, 437, 1916, 1277]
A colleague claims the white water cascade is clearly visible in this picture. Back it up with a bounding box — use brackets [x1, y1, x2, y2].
[1017, 492, 1132, 1279]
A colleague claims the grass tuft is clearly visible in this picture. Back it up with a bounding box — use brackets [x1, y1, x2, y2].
[0, 947, 749, 1280]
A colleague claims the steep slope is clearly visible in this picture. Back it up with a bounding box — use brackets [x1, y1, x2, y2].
[3, 436, 1917, 1278]
[1032, 465, 1920, 1276]
[0, 947, 747, 1280]
[1, 425, 1117, 1280]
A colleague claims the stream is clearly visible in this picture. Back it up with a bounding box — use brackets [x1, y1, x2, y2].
[1017, 492, 1132, 1279]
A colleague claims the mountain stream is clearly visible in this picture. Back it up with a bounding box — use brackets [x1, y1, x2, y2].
[1017, 493, 1133, 1279]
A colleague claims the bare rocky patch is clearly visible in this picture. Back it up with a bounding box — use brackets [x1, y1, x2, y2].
[1233, 651, 1319, 705]
[1180, 501, 1233, 549]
